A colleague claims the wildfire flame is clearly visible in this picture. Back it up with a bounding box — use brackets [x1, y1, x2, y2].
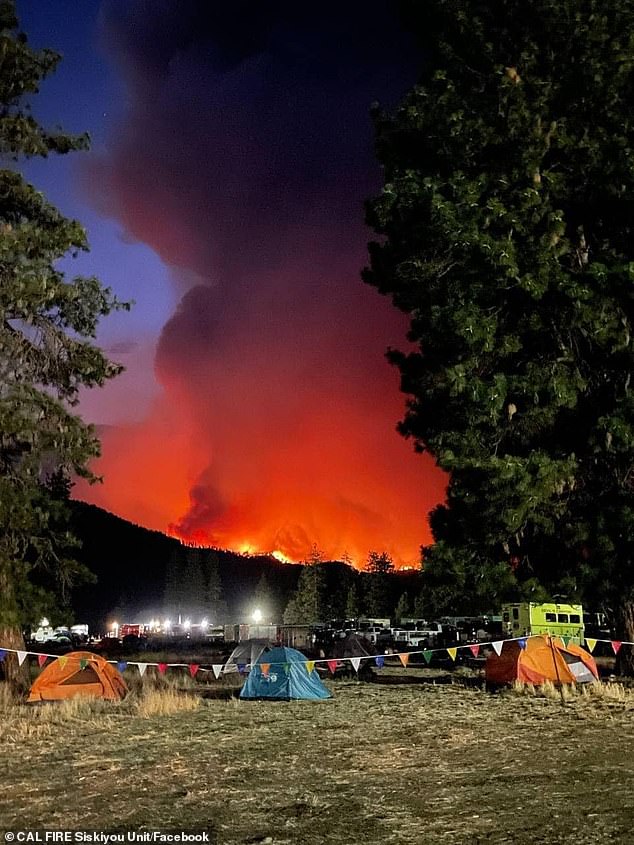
[271, 550, 295, 564]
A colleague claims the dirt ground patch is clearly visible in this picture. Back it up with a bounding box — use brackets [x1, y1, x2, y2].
[1, 678, 634, 844]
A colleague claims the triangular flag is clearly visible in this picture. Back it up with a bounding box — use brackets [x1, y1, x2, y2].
[189, 664, 199, 678]
[79, 658, 88, 670]
[0, 649, 6, 662]
[327, 659, 338, 675]
[469, 644, 479, 658]
[561, 636, 570, 647]
[17, 651, 27, 666]
[283, 663, 290, 673]
[37, 654, 48, 667]
[518, 638, 527, 650]
[306, 661, 315, 674]
[447, 647, 457, 662]
[212, 664, 223, 679]
[611, 640, 622, 655]
[585, 638, 597, 653]
[117, 661, 127, 673]
[351, 657, 361, 673]
[138, 663, 148, 677]
[260, 663, 270, 677]
[422, 650, 432, 664]
[59, 656, 67, 669]
[237, 663, 246, 674]
[375, 655, 385, 669]
[492, 641, 504, 656]
[398, 652, 409, 668]
[157, 662, 168, 675]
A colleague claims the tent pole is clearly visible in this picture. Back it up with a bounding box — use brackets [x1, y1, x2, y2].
[549, 635, 566, 706]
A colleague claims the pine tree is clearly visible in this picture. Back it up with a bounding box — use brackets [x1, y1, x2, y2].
[365, 0, 634, 663]
[253, 572, 277, 621]
[283, 564, 328, 624]
[345, 582, 362, 619]
[363, 551, 395, 617]
[0, 2, 127, 686]
[394, 592, 411, 624]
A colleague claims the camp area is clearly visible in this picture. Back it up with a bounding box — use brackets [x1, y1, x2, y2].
[3, 661, 634, 844]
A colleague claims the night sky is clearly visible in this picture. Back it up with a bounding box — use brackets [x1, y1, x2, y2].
[20, 0, 447, 567]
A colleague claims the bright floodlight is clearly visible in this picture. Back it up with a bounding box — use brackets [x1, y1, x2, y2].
[201, 618, 208, 629]
[183, 619, 191, 630]
[252, 608, 263, 623]
[40, 617, 49, 627]
[111, 621, 118, 630]
[164, 619, 171, 630]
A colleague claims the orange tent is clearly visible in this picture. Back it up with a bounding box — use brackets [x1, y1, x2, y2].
[485, 635, 599, 686]
[28, 651, 127, 702]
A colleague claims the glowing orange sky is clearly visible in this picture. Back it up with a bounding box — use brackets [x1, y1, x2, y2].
[72, 0, 447, 568]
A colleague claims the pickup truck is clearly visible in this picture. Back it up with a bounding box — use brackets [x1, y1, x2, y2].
[392, 623, 443, 648]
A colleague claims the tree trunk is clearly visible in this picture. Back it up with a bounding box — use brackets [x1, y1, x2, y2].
[0, 565, 29, 695]
[614, 600, 634, 677]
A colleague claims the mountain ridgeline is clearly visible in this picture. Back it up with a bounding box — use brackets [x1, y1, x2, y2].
[67, 502, 422, 632]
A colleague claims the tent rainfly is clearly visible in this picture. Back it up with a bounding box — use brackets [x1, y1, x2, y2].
[28, 651, 127, 702]
[240, 646, 332, 701]
[485, 635, 599, 686]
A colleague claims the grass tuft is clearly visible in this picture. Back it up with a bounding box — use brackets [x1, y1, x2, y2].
[134, 686, 201, 717]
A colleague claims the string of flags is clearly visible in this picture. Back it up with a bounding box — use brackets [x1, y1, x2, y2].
[0, 635, 630, 679]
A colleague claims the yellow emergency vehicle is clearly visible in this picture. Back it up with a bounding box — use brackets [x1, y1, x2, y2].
[501, 602, 584, 641]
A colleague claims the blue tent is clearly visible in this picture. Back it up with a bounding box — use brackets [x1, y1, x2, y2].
[239, 646, 332, 701]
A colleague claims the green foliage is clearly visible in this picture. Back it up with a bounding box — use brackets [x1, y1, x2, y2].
[394, 592, 411, 623]
[345, 582, 362, 619]
[363, 551, 396, 616]
[283, 563, 329, 624]
[253, 572, 277, 620]
[0, 2, 127, 634]
[365, 0, 634, 622]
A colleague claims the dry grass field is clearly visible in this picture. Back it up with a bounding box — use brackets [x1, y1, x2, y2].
[2, 671, 634, 844]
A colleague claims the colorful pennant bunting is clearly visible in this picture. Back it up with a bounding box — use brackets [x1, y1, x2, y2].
[260, 663, 270, 677]
[1, 632, 632, 684]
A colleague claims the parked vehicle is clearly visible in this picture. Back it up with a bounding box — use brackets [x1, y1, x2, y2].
[501, 602, 584, 640]
[392, 623, 443, 649]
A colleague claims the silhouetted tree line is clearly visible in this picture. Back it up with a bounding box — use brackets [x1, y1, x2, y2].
[66, 503, 424, 631]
